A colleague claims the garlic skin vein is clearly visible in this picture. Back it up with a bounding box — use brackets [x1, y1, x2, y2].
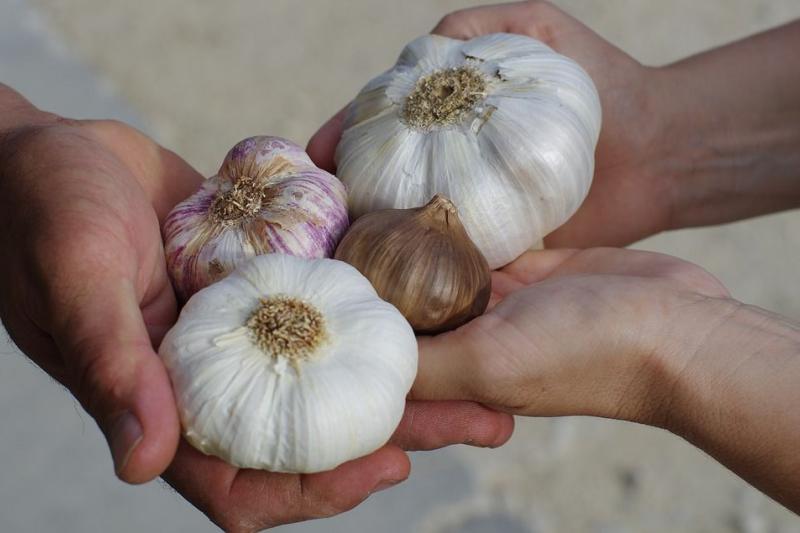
[335, 194, 491, 334]
[336, 33, 602, 269]
[159, 254, 418, 473]
[164, 136, 349, 301]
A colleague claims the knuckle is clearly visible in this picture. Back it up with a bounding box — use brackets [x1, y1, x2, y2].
[53, 116, 85, 129]
[524, 0, 554, 15]
[434, 9, 476, 38]
[78, 118, 128, 137]
[518, 0, 541, 23]
[513, 1, 558, 41]
[83, 118, 147, 150]
[435, 12, 460, 32]
[96, 118, 127, 130]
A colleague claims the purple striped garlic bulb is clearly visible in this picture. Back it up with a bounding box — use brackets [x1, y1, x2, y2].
[164, 136, 349, 301]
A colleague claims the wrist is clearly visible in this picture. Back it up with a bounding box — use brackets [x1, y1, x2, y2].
[643, 62, 733, 233]
[627, 294, 742, 430]
[646, 35, 800, 231]
[650, 298, 800, 509]
[646, 297, 800, 437]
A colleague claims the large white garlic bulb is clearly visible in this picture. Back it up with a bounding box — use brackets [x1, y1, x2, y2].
[336, 33, 602, 268]
[159, 254, 417, 473]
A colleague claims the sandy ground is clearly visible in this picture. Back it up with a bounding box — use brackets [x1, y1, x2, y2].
[2, 0, 800, 531]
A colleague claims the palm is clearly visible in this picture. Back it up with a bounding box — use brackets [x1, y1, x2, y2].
[417, 248, 728, 419]
[0, 119, 513, 531]
[2, 120, 403, 523]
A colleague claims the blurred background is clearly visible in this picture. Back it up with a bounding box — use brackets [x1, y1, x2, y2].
[2, 0, 800, 531]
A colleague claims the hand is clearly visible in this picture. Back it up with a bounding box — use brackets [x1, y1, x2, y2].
[0, 117, 201, 482]
[413, 248, 800, 512]
[308, 1, 670, 248]
[165, 400, 512, 532]
[412, 247, 730, 423]
[0, 108, 513, 531]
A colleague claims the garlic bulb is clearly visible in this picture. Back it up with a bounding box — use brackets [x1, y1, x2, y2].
[335, 195, 490, 334]
[159, 253, 417, 473]
[164, 136, 349, 301]
[335, 33, 602, 268]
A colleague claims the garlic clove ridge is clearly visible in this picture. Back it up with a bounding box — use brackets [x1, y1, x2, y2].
[159, 253, 417, 473]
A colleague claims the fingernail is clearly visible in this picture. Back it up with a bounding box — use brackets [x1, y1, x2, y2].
[108, 411, 143, 477]
[372, 478, 403, 493]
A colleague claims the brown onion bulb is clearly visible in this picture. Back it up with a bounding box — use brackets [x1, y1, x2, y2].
[334, 195, 491, 334]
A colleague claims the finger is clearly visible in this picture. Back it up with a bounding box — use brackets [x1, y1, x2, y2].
[306, 105, 348, 173]
[529, 247, 730, 297]
[285, 445, 409, 524]
[411, 329, 492, 403]
[489, 271, 525, 305]
[432, 2, 538, 39]
[391, 400, 513, 450]
[497, 249, 580, 285]
[50, 278, 179, 484]
[164, 440, 409, 532]
[488, 250, 581, 306]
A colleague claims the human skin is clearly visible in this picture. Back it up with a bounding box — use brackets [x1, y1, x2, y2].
[308, 1, 800, 247]
[306, 0, 800, 514]
[0, 85, 514, 532]
[414, 248, 800, 513]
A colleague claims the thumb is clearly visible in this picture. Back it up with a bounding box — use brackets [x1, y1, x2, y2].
[411, 329, 490, 403]
[51, 279, 179, 484]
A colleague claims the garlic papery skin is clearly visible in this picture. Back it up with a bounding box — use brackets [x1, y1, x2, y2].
[335, 33, 602, 269]
[335, 195, 491, 334]
[158, 253, 418, 473]
[164, 136, 349, 301]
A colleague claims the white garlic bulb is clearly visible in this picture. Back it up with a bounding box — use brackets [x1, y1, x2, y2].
[164, 136, 349, 301]
[159, 253, 417, 473]
[336, 33, 602, 268]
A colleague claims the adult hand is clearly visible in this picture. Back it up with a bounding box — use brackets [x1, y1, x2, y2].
[412, 247, 730, 421]
[308, 1, 669, 247]
[414, 248, 800, 512]
[166, 399, 512, 532]
[310, 2, 800, 248]
[0, 116, 200, 483]
[0, 88, 513, 531]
